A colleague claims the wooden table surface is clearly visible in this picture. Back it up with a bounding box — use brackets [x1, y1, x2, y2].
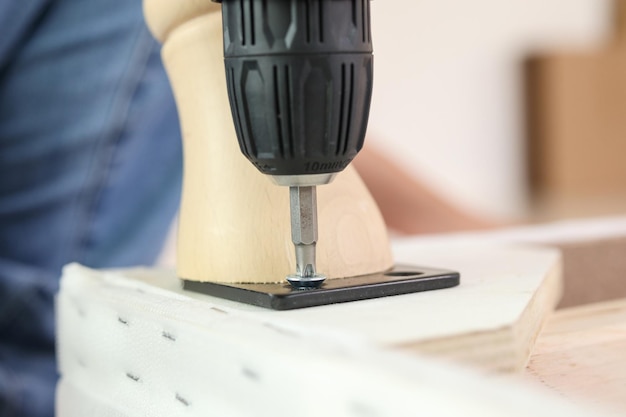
[526, 298, 626, 414]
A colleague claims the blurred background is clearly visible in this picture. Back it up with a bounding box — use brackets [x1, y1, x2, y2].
[368, 0, 623, 223]
[159, 0, 624, 265]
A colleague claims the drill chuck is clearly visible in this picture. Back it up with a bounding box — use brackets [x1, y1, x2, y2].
[219, 0, 373, 183]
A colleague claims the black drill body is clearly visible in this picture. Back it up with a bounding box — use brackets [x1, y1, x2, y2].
[211, 0, 374, 287]
[218, 0, 373, 179]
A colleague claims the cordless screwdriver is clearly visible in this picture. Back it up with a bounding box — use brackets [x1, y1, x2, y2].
[214, 0, 373, 288]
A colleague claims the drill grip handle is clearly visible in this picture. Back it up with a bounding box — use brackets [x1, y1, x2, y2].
[221, 0, 374, 177]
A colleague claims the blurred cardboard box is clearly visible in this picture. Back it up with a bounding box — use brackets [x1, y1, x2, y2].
[526, 5, 626, 215]
[527, 48, 626, 200]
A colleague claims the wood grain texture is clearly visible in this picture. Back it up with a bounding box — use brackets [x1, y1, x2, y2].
[526, 299, 626, 414]
[148, 5, 392, 283]
[143, 0, 219, 42]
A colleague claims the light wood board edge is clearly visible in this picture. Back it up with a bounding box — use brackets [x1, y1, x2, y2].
[396, 259, 563, 373]
[526, 298, 626, 414]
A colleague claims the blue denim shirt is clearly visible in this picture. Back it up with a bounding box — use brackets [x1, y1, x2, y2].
[0, 1, 182, 415]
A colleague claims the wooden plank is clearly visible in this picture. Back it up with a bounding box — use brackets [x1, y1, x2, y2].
[55, 262, 597, 417]
[389, 243, 561, 371]
[526, 299, 626, 414]
[59, 243, 561, 373]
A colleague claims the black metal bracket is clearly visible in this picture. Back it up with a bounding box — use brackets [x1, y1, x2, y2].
[182, 264, 460, 310]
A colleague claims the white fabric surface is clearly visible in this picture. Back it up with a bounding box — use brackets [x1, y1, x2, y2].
[56, 263, 611, 417]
